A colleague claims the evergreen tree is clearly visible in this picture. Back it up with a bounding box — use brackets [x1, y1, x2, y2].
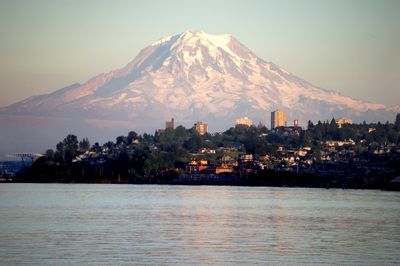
[395, 113, 400, 131]
[307, 120, 314, 130]
[79, 137, 90, 151]
[62, 134, 79, 162]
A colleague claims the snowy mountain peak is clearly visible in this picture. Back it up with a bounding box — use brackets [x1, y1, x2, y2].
[152, 30, 232, 46]
[179, 30, 232, 46]
[1, 30, 397, 161]
[151, 30, 248, 61]
[182, 30, 236, 57]
[2, 30, 397, 131]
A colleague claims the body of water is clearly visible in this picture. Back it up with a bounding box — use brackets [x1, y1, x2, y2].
[0, 184, 399, 265]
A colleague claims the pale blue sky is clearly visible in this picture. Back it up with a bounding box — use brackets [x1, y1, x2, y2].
[0, 0, 399, 106]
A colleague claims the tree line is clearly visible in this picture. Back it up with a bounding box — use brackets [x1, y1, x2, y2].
[14, 114, 400, 184]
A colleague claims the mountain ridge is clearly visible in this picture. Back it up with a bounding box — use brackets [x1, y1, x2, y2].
[2, 30, 398, 127]
[1, 30, 398, 159]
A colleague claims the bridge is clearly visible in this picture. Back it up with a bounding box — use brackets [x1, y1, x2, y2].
[6, 153, 44, 162]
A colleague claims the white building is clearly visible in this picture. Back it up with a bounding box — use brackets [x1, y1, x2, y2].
[235, 117, 253, 127]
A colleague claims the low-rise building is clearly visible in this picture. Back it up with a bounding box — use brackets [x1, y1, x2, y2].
[165, 118, 174, 129]
[200, 148, 216, 154]
[215, 166, 234, 174]
[195, 121, 208, 135]
[186, 159, 210, 173]
[240, 154, 254, 164]
[336, 117, 352, 128]
[235, 117, 253, 127]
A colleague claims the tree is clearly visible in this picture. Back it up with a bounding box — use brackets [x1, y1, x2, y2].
[314, 121, 323, 140]
[328, 118, 339, 139]
[92, 142, 101, 152]
[142, 133, 154, 143]
[183, 130, 203, 152]
[103, 141, 115, 152]
[56, 141, 64, 154]
[116, 136, 127, 146]
[63, 134, 79, 151]
[313, 145, 322, 163]
[54, 135, 79, 162]
[127, 131, 138, 144]
[79, 137, 90, 151]
[395, 113, 400, 131]
[300, 131, 312, 146]
[175, 125, 188, 140]
[45, 149, 54, 159]
[307, 120, 314, 130]
[62, 134, 79, 162]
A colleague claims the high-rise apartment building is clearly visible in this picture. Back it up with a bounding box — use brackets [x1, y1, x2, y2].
[271, 109, 287, 129]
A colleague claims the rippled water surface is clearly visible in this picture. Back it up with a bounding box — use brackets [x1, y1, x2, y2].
[0, 184, 399, 265]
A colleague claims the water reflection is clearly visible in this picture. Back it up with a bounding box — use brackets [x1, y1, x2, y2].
[0, 184, 399, 265]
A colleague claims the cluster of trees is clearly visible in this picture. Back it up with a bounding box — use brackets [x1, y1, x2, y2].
[307, 117, 400, 144]
[15, 114, 400, 184]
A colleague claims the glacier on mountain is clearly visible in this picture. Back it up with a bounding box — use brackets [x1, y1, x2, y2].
[1, 30, 398, 131]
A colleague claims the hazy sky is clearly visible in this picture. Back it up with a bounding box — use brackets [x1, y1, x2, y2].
[0, 0, 399, 107]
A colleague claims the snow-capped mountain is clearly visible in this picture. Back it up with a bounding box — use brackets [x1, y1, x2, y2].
[2, 30, 398, 130]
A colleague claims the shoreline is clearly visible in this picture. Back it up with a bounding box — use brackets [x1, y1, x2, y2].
[2, 180, 399, 191]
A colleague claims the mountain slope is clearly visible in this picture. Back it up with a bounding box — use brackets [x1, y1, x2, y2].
[2, 30, 398, 129]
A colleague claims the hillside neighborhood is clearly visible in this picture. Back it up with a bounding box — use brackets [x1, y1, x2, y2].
[2, 30, 398, 161]
[4, 111, 400, 190]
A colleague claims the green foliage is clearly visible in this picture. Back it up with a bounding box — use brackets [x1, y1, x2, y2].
[55, 134, 79, 162]
[116, 136, 127, 146]
[19, 116, 400, 184]
[396, 113, 400, 131]
[45, 149, 54, 159]
[79, 137, 90, 151]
